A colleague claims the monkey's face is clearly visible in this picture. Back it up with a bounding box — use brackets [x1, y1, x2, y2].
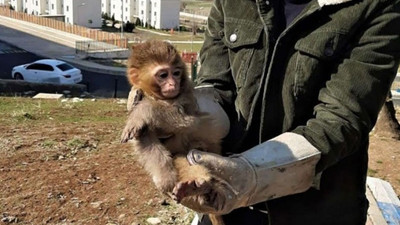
[151, 64, 182, 99]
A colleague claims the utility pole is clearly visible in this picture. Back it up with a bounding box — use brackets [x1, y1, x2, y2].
[121, 0, 124, 38]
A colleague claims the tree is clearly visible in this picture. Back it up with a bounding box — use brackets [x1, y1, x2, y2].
[135, 18, 142, 27]
[374, 92, 400, 139]
[111, 14, 117, 27]
[124, 21, 135, 32]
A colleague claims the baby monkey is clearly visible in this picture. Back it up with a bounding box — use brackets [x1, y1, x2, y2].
[121, 40, 227, 225]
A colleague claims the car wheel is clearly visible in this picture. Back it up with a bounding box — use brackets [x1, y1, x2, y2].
[14, 73, 24, 80]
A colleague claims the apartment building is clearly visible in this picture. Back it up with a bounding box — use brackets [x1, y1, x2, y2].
[6, 0, 178, 29]
[107, 0, 179, 29]
[0, 0, 10, 6]
[154, 0, 179, 29]
[109, 0, 137, 23]
[138, 0, 179, 29]
[101, 0, 111, 17]
[64, 0, 101, 27]
[24, 0, 47, 15]
[48, 0, 62, 15]
[9, 0, 23, 11]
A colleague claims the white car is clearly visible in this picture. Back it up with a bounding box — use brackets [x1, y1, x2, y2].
[11, 59, 83, 85]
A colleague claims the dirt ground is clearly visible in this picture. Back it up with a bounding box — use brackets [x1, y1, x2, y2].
[0, 97, 399, 225]
[0, 98, 194, 225]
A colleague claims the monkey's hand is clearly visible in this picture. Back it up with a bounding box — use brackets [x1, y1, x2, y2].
[120, 112, 148, 143]
[173, 133, 321, 215]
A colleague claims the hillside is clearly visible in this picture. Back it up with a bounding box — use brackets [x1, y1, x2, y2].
[0, 97, 399, 224]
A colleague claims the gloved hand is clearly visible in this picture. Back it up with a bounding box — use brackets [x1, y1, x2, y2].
[173, 132, 321, 215]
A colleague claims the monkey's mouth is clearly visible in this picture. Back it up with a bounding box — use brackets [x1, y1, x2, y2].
[162, 90, 180, 98]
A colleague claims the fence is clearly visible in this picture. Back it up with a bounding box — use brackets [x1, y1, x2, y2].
[0, 6, 128, 49]
[76, 40, 130, 59]
[181, 52, 198, 63]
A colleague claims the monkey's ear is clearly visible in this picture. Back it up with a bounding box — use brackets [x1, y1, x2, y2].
[128, 68, 140, 85]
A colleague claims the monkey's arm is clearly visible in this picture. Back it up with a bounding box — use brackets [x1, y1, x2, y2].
[121, 100, 154, 143]
[133, 132, 178, 192]
[121, 99, 205, 143]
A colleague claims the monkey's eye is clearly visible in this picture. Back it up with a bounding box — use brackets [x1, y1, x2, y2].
[159, 72, 168, 79]
[172, 70, 181, 77]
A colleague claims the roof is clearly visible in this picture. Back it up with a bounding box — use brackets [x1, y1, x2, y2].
[34, 59, 67, 66]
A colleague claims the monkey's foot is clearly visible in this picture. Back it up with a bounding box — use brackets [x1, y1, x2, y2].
[172, 178, 211, 203]
[176, 185, 226, 214]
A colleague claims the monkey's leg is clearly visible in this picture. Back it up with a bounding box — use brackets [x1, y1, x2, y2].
[209, 214, 225, 225]
[172, 156, 214, 202]
[134, 133, 177, 192]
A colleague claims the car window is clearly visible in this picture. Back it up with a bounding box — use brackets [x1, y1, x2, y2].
[57, 63, 74, 71]
[26, 63, 40, 70]
[26, 63, 54, 71]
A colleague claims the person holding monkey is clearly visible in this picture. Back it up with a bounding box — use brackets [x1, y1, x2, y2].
[177, 0, 400, 224]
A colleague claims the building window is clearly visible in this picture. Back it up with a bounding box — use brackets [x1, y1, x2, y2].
[51, 4, 54, 9]
[141, 10, 143, 15]
[154, 11, 156, 16]
[66, 5, 69, 11]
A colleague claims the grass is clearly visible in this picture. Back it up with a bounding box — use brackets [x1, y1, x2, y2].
[368, 168, 379, 176]
[67, 137, 87, 150]
[173, 42, 204, 53]
[181, 0, 213, 14]
[0, 97, 126, 126]
[41, 139, 56, 148]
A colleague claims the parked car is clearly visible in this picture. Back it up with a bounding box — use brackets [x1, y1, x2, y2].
[11, 59, 83, 85]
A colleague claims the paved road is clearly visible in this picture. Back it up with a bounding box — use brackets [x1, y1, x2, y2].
[0, 41, 41, 80]
[0, 40, 130, 98]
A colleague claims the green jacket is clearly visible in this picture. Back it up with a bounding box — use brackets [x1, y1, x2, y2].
[196, 0, 400, 224]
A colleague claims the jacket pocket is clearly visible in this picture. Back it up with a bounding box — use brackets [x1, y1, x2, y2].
[222, 18, 264, 90]
[293, 30, 348, 98]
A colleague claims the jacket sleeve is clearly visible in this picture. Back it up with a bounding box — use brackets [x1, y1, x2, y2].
[292, 2, 400, 173]
[195, 0, 236, 107]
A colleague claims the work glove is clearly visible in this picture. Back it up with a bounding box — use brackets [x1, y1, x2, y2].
[173, 132, 321, 215]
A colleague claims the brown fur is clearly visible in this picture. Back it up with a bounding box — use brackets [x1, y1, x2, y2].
[121, 40, 225, 225]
